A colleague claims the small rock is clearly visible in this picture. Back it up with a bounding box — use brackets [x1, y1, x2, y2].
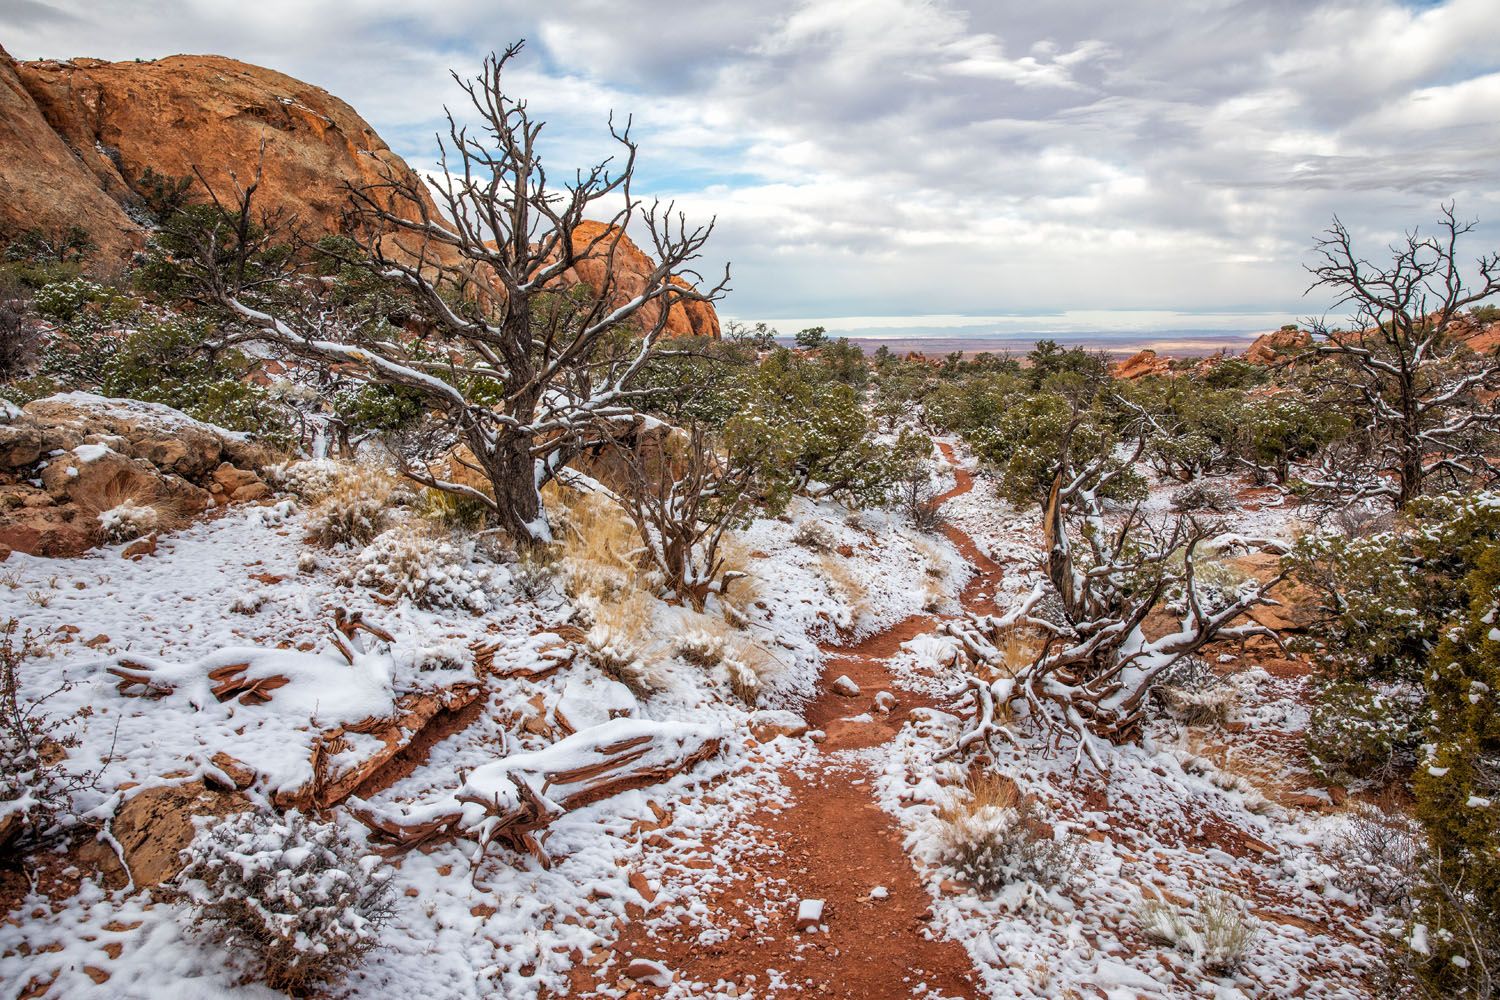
[873, 690, 897, 713]
[870, 886, 889, 900]
[795, 898, 825, 931]
[807, 729, 827, 744]
[831, 675, 861, 697]
[748, 709, 809, 743]
[624, 958, 673, 988]
[83, 634, 110, 649]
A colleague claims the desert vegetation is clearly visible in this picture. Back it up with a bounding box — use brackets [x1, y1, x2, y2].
[1, 28, 1498, 1000]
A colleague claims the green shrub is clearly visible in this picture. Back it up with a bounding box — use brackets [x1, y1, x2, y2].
[1304, 681, 1424, 783]
[1411, 545, 1500, 996]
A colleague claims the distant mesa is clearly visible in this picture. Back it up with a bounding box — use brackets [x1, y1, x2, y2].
[0, 46, 717, 338]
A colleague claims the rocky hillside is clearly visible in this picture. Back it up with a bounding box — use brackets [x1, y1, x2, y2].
[0, 46, 718, 337]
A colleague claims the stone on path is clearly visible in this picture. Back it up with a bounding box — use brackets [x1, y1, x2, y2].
[831, 675, 861, 697]
[873, 690, 897, 713]
[624, 957, 673, 987]
[796, 898, 825, 931]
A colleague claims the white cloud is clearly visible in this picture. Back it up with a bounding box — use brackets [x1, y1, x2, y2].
[5, 0, 1499, 336]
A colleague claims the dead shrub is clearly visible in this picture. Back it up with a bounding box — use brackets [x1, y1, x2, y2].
[932, 772, 1079, 892]
[176, 810, 394, 992]
[1140, 888, 1258, 974]
[1333, 800, 1425, 910]
[1, 619, 105, 858]
[306, 466, 403, 547]
[792, 520, 835, 552]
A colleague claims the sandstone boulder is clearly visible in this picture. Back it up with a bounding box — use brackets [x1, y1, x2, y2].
[1111, 349, 1172, 380]
[22, 393, 243, 479]
[7, 52, 443, 258]
[79, 781, 249, 890]
[1245, 327, 1312, 366]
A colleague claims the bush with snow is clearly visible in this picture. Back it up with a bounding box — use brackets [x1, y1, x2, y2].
[585, 623, 655, 695]
[98, 499, 159, 543]
[932, 775, 1078, 893]
[350, 524, 496, 612]
[176, 810, 394, 992]
[1, 620, 99, 854]
[674, 629, 726, 667]
[1140, 889, 1257, 974]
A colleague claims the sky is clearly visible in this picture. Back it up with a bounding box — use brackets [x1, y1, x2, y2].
[5, 0, 1500, 341]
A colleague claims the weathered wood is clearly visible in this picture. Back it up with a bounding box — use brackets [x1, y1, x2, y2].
[351, 718, 722, 867]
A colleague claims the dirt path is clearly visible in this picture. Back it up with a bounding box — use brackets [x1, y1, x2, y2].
[569, 442, 1003, 999]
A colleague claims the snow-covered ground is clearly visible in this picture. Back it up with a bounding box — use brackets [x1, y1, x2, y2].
[0, 469, 966, 998]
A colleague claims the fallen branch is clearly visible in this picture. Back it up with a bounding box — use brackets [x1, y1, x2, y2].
[350, 718, 722, 868]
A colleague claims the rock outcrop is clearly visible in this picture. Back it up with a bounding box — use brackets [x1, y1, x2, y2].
[0, 48, 720, 338]
[1244, 327, 1313, 366]
[4, 49, 441, 251]
[563, 220, 721, 339]
[1111, 348, 1172, 380]
[0, 393, 269, 557]
[0, 46, 138, 258]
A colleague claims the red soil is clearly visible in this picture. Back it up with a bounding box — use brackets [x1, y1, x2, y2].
[564, 443, 1004, 998]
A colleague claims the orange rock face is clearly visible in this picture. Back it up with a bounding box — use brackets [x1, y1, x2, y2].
[0, 46, 138, 257]
[1110, 348, 1172, 380]
[7, 51, 440, 249]
[562, 220, 721, 339]
[1244, 327, 1313, 365]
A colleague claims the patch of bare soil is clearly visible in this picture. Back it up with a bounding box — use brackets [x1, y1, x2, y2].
[558, 445, 1007, 997]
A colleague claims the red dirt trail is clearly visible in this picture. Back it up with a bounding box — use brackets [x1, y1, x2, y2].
[567, 442, 1004, 999]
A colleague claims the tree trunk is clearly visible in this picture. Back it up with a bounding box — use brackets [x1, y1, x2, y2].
[479, 429, 548, 546]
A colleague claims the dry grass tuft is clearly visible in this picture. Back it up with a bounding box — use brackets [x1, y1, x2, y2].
[933, 770, 1079, 892]
[306, 465, 403, 547]
[1140, 888, 1257, 973]
[77, 473, 194, 542]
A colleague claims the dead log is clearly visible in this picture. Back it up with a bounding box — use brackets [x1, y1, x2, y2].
[275, 682, 484, 810]
[351, 718, 722, 867]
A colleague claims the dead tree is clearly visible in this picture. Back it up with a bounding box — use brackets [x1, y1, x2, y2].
[185, 43, 727, 546]
[940, 435, 1283, 769]
[606, 424, 751, 613]
[1304, 205, 1500, 509]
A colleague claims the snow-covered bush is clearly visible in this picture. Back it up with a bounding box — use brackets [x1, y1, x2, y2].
[792, 519, 835, 552]
[1, 620, 99, 855]
[177, 810, 394, 992]
[1140, 889, 1257, 973]
[1171, 481, 1235, 513]
[932, 774, 1078, 893]
[674, 629, 727, 668]
[585, 623, 654, 695]
[265, 458, 343, 500]
[1332, 802, 1424, 910]
[350, 524, 495, 612]
[306, 468, 404, 547]
[98, 499, 159, 543]
[1305, 681, 1423, 783]
[1154, 656, 1237, 725]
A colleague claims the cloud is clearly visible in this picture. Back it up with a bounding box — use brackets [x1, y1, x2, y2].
[4, 0, 1499, 335]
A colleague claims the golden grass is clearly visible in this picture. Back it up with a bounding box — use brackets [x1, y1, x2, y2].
[76, 472, 196, 539]
[817, 551, 868, 613]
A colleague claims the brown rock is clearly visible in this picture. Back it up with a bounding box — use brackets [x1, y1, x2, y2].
[1245, 327, 1313, 366]
[0, 502, 96, 557]
[0, 46, 138, 259]
[747, 710, 809, 743]
[1111, 349, 1172, 380]
[6, 52, 444, 263]
[78, 782, 249, 890]
[24, 396, 231, 480]
[206, 751, 257, 791]
[562, 220, 720, 340]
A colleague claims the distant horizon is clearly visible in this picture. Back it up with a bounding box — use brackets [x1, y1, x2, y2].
[771, 331, 1263, 359]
